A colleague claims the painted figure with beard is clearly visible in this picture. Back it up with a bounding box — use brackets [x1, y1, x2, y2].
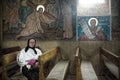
[80, 18, 106, 41]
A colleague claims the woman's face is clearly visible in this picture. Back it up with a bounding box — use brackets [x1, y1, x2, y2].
[29, 39, 36, 48]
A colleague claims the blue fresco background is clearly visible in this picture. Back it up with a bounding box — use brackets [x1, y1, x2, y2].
[77, 16, 111, 41]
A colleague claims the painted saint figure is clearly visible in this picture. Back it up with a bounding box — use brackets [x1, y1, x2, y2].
[80, 18, 106, 41]
[7, 0, 20, 30]
[19, 0, 34, 28]
[16, 5, 56, 39]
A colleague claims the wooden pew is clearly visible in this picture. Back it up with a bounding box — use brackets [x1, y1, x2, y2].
[1, 46, 27, 80]
[2, 51, 20, 80]
[0, 46, 21, 66]
[1, 46, 41, 80]
[75, 47, 98, 80]
[39, 47, 69, 80]
[100, 47, 120, 80]
[0, 46, 21, 74]
[0, 46, 21, 55]
[75, 47, 82, 80]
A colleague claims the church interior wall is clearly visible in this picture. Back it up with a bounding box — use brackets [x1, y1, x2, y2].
[0, 0, 120, 76]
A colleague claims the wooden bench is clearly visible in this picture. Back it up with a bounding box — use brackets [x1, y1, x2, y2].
[75, 47, 98, 80]
[0, 46, 21, 66]
[39, 47, 69, 80]
[1, 46, 41, 80]
[100, 47, 120, 80]
[1, 46, 27, 80]
[0, 46, 21, 74]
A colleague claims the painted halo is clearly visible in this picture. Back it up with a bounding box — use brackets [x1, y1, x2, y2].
[88, 17, 98, 27]
[36, 5, 45, 12]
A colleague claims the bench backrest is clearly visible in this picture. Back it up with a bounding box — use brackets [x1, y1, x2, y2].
[0, 46, 21, 55]
[0, 46, 21, 66]
[100, 47, 120, 80]
[100, 47, 120, 67]
[39, 47, 61, 80]
[75, 47, 82, 80]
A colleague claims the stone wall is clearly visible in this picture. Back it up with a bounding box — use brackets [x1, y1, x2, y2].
[111, 0, 120, 40]
[0, 1, 3, 49]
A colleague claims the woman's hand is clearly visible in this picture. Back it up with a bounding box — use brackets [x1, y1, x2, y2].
[34, 62, 39, 67]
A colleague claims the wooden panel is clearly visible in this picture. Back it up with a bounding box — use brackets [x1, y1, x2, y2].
[39, 47, 59, 64]
[2, 51, 19, 80]
[75, 47, 82, 80]
[0, 46, 21, 55]
[0, 61, 17, 74]
[100, 47, 120, 67]
[0, 46, 21, 65]
[100, 47, 120, 80]
[39, 47, 59, 80]
[2, 51, 19, 65]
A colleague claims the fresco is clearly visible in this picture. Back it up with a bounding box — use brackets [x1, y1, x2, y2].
[76, 0, 111, 41]
[77, 16, 111, 41]
[2, 0, 112, 41]
[3, 0, 76, 40]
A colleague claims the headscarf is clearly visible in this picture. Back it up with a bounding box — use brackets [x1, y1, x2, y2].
[25, 38, 37, 54]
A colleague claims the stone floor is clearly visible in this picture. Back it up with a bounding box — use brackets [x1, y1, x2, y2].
[66, 74, 111, 80]
[0, 74, 113, 80]
[66, 74, 76, 80]
[98, 76, 107, 80]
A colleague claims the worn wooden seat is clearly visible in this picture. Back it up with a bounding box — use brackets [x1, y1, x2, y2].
[46, 60, 69, 80]
[75, 47, 98, 80]
[81, 60, 98, 80]
[0, 61, 17, 74]
[39, 47, 69, 80]
[100, 47, 120, 80]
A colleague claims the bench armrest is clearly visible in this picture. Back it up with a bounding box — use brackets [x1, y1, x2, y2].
[38, 47, 61, 80]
